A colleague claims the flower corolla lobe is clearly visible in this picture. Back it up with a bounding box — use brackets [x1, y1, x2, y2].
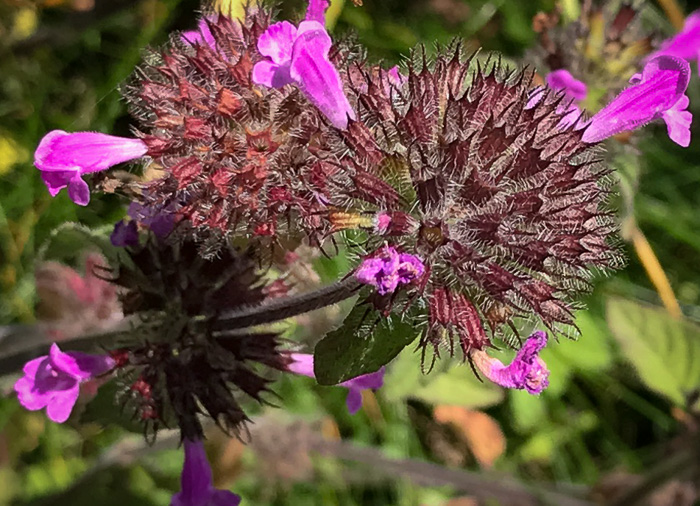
[14, 344, 115, 423]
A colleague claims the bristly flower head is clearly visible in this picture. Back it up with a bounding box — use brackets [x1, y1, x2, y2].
[319, 45, 624, 362]
[107, 238, 291, 441]
[124, 6, 358, 254]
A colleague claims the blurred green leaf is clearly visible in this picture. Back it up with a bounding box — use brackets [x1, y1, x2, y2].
[383, 350, 503, 408]
[606, 297, 700, 406]
[37, 221, 125, 268]
[314, 301, 420, 385]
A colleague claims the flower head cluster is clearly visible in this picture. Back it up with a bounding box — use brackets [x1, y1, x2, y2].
[317, 47, 624, 359]
[122, 8, 357, 253]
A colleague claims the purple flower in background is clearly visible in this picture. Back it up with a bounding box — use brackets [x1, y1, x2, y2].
[171, 439, 241, 506]
[526, 71, 586, 129]
[128, 201, 176, 238]
[182, 17, 218, 49]
[287, 353, 385, 414]
[110, 220, 139, 247]
[305, 0, 329, 24]
[34, 130, 147, 205]
[582, 55, 692, 146]
[648, 10, 700, 71]
[356, 246, 425, 295]
[471, 331, 550, 395]
[546, 69, 588, 101]
[14, 343, 115, 423]
[251, 1, 355, 128]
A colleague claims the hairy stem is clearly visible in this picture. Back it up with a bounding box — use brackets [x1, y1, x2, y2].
[656, 0, 685, 30]
[212, 275, 361, 331]
[630, 224, 682, 319]
[0, 277, 361, 377]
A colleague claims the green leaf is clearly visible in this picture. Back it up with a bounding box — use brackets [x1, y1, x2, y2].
[314, 302, 420, 385]
[606, 297, 700, 406]
[383, 349, 503, 408]
[37, 222, 120, 266]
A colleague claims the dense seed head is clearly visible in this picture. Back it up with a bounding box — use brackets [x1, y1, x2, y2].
[109, 238, 290, 441]
[124, 10, 356, 255]
[324, 45, 623, 354]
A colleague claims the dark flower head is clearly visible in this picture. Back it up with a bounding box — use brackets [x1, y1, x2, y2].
[321, 46, 623, 360]
[108, 238, 291, 441]
[124, 9, 357, 254]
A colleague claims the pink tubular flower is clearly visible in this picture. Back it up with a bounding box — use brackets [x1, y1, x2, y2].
[13, 343, 115, 423]
[34, 130, 147, 205]
[356, 246, 425, 295]
[648, 10, 700, 71]
[251, 2, 355, 129]
[471, 331, 550, 395]
[171, 439, 241, 506]
[582, 55, 692, 146]
[182, 17, 217, 49]
[546, 69, 587, 101]
[287, 353, 384, 414]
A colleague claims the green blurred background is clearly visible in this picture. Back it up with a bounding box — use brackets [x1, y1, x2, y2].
[0, 0, 699, 504]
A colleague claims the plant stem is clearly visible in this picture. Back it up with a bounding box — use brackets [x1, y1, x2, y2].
[629, 224, 682, 318]
[212, 276, 360, 331]
[0, 277, 361, 377]
[656, 0, 685, 30]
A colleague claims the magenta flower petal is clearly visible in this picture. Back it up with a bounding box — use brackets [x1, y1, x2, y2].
[345, 389, 363, 415]
[287, 353, 385, 415]
[45, 385, 80, 424]
[67, 174, 91, 206]
[182, 18, 217, 50]
[305, 0, 329, 24]
[171, 439, 241, 506]
[289, 21, 356, 129]
[582, 56, 692, 145]
[13, 343, 115, 423]
[649, 10, 700, 64]
[257, 21, 297, 64]
[34, 130, 147, 205]
[252, 60, 292, 88]
[252, 18, 355, 129]
[356, 246, 424, 295]
[472, 331, 550, 395]
[662, 95, 692, 147]
[546, 69, 588, 101]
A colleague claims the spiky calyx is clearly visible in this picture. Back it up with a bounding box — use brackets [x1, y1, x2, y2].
[124, 11, 357, 254]
[322, 45, 623, 356]
[108, 239, 290, 441]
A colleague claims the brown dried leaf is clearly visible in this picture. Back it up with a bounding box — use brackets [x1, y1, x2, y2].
[434, 406, 505, 468]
